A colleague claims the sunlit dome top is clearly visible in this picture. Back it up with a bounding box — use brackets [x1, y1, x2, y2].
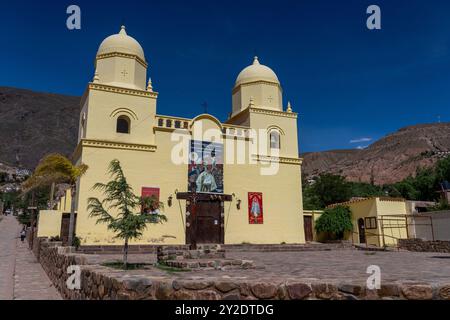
[235, 56, 280, 87]
[97, 26, 145, 61]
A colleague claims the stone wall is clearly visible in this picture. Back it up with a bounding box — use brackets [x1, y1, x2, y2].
[34, 239, 450, 300]
[398, 238, 450, 253]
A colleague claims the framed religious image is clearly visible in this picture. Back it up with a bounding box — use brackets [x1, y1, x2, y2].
[188, 140, 224, 194]
[141, 187, 160, 214]
[248, 192, 263, 224]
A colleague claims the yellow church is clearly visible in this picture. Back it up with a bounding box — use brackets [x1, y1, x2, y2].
[38, 26, 305, 246]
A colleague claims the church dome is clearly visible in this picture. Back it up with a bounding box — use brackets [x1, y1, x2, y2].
[235, 56, 280, 87]
[97, 26, 145, 61]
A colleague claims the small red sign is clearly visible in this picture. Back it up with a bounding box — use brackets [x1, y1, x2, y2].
[248, 192, 263, 224]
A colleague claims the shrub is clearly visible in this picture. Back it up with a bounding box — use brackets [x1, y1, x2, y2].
[314, 206, 353, 240]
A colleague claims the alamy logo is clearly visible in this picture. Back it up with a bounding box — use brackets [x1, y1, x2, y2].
[66, 5, 81, 30]
[366, 265, 381, 290]
[366, 5, 381, 30]
[66, 265, 81, 290]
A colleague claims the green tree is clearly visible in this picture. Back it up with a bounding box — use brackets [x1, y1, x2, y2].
[436, 157, 450, 184]
[412, 167, 438, 201]
[22, 154, 88, 244]
[301, 177, 322, 210]
[314, 206, 353, 240]
[349, 182, 384, 198]
[387, 178, 419, 200]
[308, 174, 352, 208]
[87, 159, 167, 268]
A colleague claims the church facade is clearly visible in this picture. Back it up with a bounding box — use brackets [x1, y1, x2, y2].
[68, 26, 305, 245]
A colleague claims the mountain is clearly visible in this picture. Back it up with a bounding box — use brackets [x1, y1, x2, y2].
[302, 123, 450, 185]
[0, 87, 80, 170]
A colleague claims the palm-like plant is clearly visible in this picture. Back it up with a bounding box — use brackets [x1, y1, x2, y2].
[22, 154, 88, 245]
[87, 159, 167, 267]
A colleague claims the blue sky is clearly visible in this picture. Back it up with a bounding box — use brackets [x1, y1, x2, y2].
[1, 0, 449, 153]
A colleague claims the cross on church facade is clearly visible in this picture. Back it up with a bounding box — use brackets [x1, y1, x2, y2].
[121, 69, 128, 78]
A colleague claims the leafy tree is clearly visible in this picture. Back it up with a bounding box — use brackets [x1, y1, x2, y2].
[22, 154, 88, 245]
[314, 206, 353, 240]
[412, 167, 438, 201]
[87, 159, 167, 268]
[349, 182, 384, 198]
[436, 157, 450, 184]
[427, 199, 450, 212]
[307, 174, 352, 208]
[302, 177, 322, 210]
[386, 178, 419, 200]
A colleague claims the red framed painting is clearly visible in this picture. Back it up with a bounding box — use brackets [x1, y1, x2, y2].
[141, 187, 160, 213]
[248, 192, 263, 224]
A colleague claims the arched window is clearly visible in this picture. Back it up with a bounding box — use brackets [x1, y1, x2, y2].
[270, 131, 281, 149]
[116, 116, 130, 134]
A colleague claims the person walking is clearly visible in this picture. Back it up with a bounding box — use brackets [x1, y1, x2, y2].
[20, 228, 26, 242]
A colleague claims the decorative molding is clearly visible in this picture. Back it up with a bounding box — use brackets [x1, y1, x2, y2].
[88, 83, 158, 99]
[251, 154, 303, 166]
[266, 125, 286, 135]
[110, 108, 139, 120]
[74, 139, 157, 157]
[191, 113, 223, 129]
[153, 126, 180, 133]
[232, 80, 282, 94]
[96, 52, 148, 68]
[226, 106, 297, 124]
[249, 107, 298, 119]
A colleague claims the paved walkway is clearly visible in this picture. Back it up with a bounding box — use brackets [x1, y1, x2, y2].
[0, 215, 61, 300]
[83, 249, 450, 285]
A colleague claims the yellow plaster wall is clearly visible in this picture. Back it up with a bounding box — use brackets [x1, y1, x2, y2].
[74, 115, 304, 245]
[375, 199, 407, 246]
[84, 89, 156, 145]
[37, 210, 62, 238]
[345, 198, 407, 247]
[248, 112, 299, 158]
[75, 132, 187, 245]
[345, 199, 379, 246]
[233, 82, 283, 115]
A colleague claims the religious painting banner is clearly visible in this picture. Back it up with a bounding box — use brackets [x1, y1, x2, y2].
[248, 192, 263, 224]
[141, 187, 160, 214]
[188, 140, 224, 194]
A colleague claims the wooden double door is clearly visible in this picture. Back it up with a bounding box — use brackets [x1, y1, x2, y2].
[187, 200, 224, 244]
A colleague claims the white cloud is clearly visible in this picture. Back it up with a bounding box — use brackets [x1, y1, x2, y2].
[356, 145, 369, 150]
[350, 137, 372, 144]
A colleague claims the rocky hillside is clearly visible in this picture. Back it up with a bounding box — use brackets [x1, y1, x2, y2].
[302, 123, 450, 185]
[0, 87, 80, 169]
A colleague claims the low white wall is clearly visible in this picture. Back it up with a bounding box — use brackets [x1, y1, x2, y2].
[413, 211, 450, 241]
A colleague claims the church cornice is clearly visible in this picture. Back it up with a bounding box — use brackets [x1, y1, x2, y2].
[72, 139, 157, 160]
[88, 83, 158, 99]
[96, 52, 148, 68]
[226, 107, 297, 124]
[232, 80, 282, 94]
[249, 107, 298, 119]
[252, 154, 303, 166]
